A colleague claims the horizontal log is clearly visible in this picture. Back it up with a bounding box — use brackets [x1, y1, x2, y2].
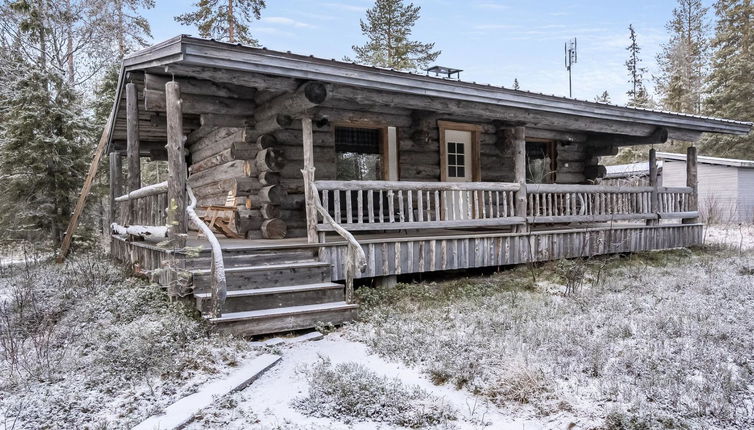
[527, 184, 653, 193]
[188, 160, 253, 188]
[257, 134, 277, 149]
[316, 217, 527, 231]
[555, 172, 586, 184]
[255, 114, 293, 135]
[261, 218, 287, 239]
[259, 171, 281, 186]
[189, 143, 257, 174]
[200, 113, 254, 128]
[110, 222, 168, 242]
[256, 148, 286, 173]
[145, 73, 257, 100]
[314, 180, 520, 192]
[658, 211, 699, 219]
[165, 63, 298, 93]
[144, 88, 256, 116]
[255, 81, 329, 123]
[527, 213, 656, 223]
[114, 181, 168, 202]
[258, 184, 286, 205]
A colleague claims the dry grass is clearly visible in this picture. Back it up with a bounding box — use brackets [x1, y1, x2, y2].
[351, 246, 754, 429]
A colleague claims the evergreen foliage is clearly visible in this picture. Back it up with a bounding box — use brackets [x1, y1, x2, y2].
[701, 0, 754, 158]
[350, 0, 440, 71]
[513, 78, 520, 90]
[175, 0, 266, 46]
[656, 0, 710, 114]
[595, 91, 612, 103]
[625, 24, 651, 107]
[102, 0, 155, 57]
[0, 60, 92, 244]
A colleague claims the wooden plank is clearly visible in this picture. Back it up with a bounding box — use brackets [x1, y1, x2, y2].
[144, 88, 256, 116]
[126, 83, 141, 194]
[57, 113, 114, 262]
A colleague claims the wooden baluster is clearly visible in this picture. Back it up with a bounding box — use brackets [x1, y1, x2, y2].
[407, 190, 414, 222]
[322, 189, 329, 217]
[435, 190, 440, 221]
[367, 190, 374, 224]
[388, 190, 395, 222]
[357, 189, 363, 224]
[416, 189, 423, 222]
[378, 190, 384, 222]
[334, 190, 341, 223]
[345, 190, 353, 224]
[398, 190, 405, 222]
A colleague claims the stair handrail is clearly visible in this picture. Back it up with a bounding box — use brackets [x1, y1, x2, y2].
[186, 184, 227, 318]
[309, 180, 367, 303]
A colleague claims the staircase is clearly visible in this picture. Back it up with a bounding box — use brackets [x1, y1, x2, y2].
[186, 247, 358, 337]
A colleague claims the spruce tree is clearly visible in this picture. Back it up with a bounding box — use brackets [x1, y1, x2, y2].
[594, 91, 611, 103]
[350, 0, 440, 71]
[513, 78, 520, 90]
[656, 0, 709, 114]
[625, 24, 650, 107]
[0, 60, 92, 244]
[175, 0, 266, 46]
[702, 0, 754, 158]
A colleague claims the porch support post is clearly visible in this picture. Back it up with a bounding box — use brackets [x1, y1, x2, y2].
[683, 146, 699, 224]
[301, 117, 318, 243]
[126, 83, 140, 222]
[647, 148, 659, 226]
[513, 126, 528, 233]
[165, 81, 187, 246]
[109, 151, 123, 225]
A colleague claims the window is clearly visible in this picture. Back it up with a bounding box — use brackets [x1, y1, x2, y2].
[526, 141, 556, 183]
[335, 127, 383, 181]
[447, 140, 466, 179]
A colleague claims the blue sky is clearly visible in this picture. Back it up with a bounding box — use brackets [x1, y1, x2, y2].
[141, 0, 715, 105]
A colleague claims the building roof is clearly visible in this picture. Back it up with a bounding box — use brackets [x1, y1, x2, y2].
[604, 161, 663, 179]
[107, 36, 753, 150]
[657, 152, 754, 168]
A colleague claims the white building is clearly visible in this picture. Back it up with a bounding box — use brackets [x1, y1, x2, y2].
[658, 152, 754, 223]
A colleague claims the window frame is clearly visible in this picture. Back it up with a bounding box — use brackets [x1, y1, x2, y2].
[524, 137, 558, 184]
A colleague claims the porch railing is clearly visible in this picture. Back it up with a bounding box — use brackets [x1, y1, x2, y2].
[314, 180, 525, 231]
[310, 180, 698, 231]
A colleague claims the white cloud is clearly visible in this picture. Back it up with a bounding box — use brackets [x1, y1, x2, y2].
[322, 2, 368, 13]
[261, 16, 316, 28]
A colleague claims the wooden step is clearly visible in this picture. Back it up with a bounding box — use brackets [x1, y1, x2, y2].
[184, 249, 317, 269]
[195, 282, 345, 313]
[210, 302, 358, 337]
[192, 261, 332, 293]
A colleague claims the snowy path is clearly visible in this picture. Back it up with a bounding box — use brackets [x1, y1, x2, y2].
[187, 332, 578, 429]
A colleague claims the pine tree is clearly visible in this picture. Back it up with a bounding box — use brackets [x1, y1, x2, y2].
[175, 0, 266, 46]
[350, 0, 440, 71]
[103, 0, 155, 57]
[594, 91, 611, 103]
[0, 60, 92, 244]
[656, 0, 709, 114]
[513, 78, 520, 90]
[701, 0, 754, 158]
[625, 24, 650, 107]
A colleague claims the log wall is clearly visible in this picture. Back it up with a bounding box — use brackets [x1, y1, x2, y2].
[184, 106, 602, 239]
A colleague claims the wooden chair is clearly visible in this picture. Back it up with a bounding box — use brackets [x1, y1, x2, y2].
[199, 192, 241, 239]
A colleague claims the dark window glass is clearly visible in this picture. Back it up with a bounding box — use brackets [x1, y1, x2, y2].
[335, 127, 382, 181]
[526, 141, 556, 183]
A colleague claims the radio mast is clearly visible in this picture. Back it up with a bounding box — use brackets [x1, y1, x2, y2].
[564, 38, 577, 98]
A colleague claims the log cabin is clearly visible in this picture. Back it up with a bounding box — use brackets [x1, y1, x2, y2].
[106, 35, 752, 336]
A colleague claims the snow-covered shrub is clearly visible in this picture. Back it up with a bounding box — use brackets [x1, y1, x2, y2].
[0, 252, 253, 429]
[351, 249, 754, 429]
[293, 357, 457, 428]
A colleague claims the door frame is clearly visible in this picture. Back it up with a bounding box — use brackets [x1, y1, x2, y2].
[438, 120, 482, 182]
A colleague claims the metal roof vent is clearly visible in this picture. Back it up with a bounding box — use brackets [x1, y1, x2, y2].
[426, 65, 462, 80]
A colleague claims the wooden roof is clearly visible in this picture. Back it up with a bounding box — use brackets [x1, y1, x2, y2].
[106, 35, 752, 152]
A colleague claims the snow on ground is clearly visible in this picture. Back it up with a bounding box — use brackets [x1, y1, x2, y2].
[704, 223, 754, 250]
[186, 333, 580, 430]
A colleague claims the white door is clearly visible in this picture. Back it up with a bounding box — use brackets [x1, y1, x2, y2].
[443, 129, 473, 220]
[444, 130, 472, 182]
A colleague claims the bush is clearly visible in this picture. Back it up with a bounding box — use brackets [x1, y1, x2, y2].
[293, 357, 457, 428]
